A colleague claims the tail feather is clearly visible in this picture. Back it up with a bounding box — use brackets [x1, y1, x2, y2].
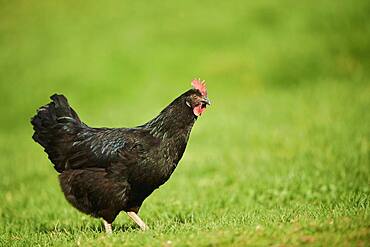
[31, 94, 83, 172]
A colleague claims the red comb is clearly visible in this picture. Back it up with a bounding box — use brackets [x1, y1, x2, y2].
[191, 78, 207, 96]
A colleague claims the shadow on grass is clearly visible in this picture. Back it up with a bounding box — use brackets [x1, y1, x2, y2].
[36, 222, 137, 234]
[34, 211, 195, 234]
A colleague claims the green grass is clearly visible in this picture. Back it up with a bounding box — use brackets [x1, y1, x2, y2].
[0, 0, 369, 246]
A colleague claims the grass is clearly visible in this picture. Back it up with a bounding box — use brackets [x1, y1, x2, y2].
[0, 0, 369, 246]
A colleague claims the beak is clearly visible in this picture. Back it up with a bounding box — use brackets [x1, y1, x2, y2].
[202, 97, 211, 106]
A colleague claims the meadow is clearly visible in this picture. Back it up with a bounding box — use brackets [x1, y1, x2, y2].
[0, 0, 369, 246]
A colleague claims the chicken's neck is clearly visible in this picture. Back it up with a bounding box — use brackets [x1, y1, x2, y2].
[143, 96, 196, 140]
[131, 95, 197, 187]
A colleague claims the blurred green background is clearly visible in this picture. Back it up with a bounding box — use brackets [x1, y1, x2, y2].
[0, 0, 369, 246]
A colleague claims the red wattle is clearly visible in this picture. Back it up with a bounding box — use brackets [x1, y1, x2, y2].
[193, 105, 205, 116]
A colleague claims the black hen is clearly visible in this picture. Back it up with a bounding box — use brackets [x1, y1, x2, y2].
[30, 79, 210, 233]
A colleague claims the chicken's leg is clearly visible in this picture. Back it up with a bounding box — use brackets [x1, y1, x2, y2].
[103, 219, 112, 234]
[127, 211, 149, 231]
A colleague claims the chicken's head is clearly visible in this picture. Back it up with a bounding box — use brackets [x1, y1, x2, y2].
[185, 79, 211, 117]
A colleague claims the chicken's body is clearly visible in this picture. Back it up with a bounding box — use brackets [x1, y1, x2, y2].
[31, 81, 210, 232]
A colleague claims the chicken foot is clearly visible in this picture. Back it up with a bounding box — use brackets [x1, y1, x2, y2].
[127, 211, 149, 231]
[103, 219, 112, 234]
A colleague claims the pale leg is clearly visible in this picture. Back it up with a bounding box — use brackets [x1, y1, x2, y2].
[103, 219, 112, 234]
[127, 211, 149, 231]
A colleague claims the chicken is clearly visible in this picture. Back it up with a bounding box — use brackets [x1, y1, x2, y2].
[30, 79, 210, 233]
